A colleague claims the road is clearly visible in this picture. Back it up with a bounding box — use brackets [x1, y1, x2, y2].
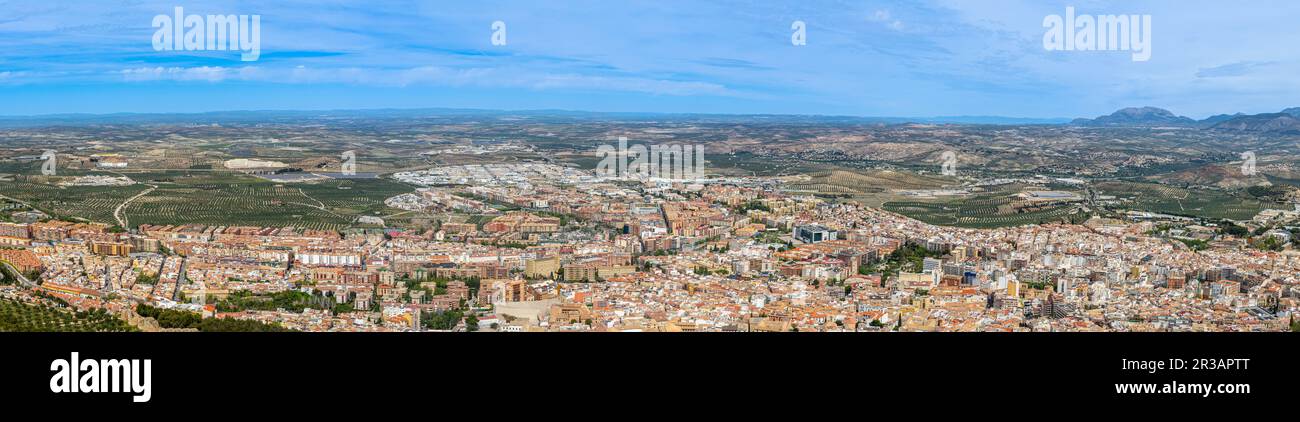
[1, 261, 35, 287]
[172, 257, 187, 301]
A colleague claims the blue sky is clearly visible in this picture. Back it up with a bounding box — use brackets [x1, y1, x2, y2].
[0, 0, 1297, 118]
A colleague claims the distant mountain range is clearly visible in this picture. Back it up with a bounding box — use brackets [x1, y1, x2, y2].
[1209, 112, 1300, 134]
[1198, 113, 1246, 126]
[1071, 106, 1300, 134]
[0, 106, 1296, 132]
[1070, 107, 1198, 127]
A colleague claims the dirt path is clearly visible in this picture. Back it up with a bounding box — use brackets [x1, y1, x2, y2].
[114, 184, 157, 229]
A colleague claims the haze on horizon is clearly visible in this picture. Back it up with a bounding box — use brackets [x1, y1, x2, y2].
[0, 0, 1297, 119]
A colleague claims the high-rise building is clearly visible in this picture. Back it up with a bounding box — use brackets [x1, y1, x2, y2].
[1042, 294, 1073, 319]
[0, 222, 31, 239]
[90, 241, 132, 257]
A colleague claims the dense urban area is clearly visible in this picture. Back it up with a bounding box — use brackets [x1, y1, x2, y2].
[3, 108, 1300, 332]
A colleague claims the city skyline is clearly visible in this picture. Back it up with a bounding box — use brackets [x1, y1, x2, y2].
[2, 1, 1294, 409]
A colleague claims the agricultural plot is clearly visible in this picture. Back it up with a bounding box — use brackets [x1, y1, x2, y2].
[0, 178, 148, 224]
[0, 170, 418, 230]
[1095, 181, 1285, 220]
[297, 178, 415, 217]
[881, 201, 960, 226]
[0, 298, 137, 332]
[465, 214, 497, 227]
[122, 183, 351, 230]
[784, 182, 858, 196]
[2, 166, 418, 228]
[0, 160, 40, 174]
[798, 172, 1082, 228]
[118, 172, 415, 230]
[707, 152, 840, 176]
[809, 169, 951, 191]
[956, 203, 1080, 228]
[885, 192, 1082, 228]
[783, 169, 958, 206]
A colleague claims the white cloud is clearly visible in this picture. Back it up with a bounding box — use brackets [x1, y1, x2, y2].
[120, 67, 232, 82]
[871, 9, 904, 31]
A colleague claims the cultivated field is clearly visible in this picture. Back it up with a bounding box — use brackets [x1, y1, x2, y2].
[0, 169, 415, 230]
[882, 184, 1085, 228]
[1095, 181, 1286, 220]
[0, 298, 136, 332]
[0, 176, 149, 225]
[122, 172, 415, 230]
